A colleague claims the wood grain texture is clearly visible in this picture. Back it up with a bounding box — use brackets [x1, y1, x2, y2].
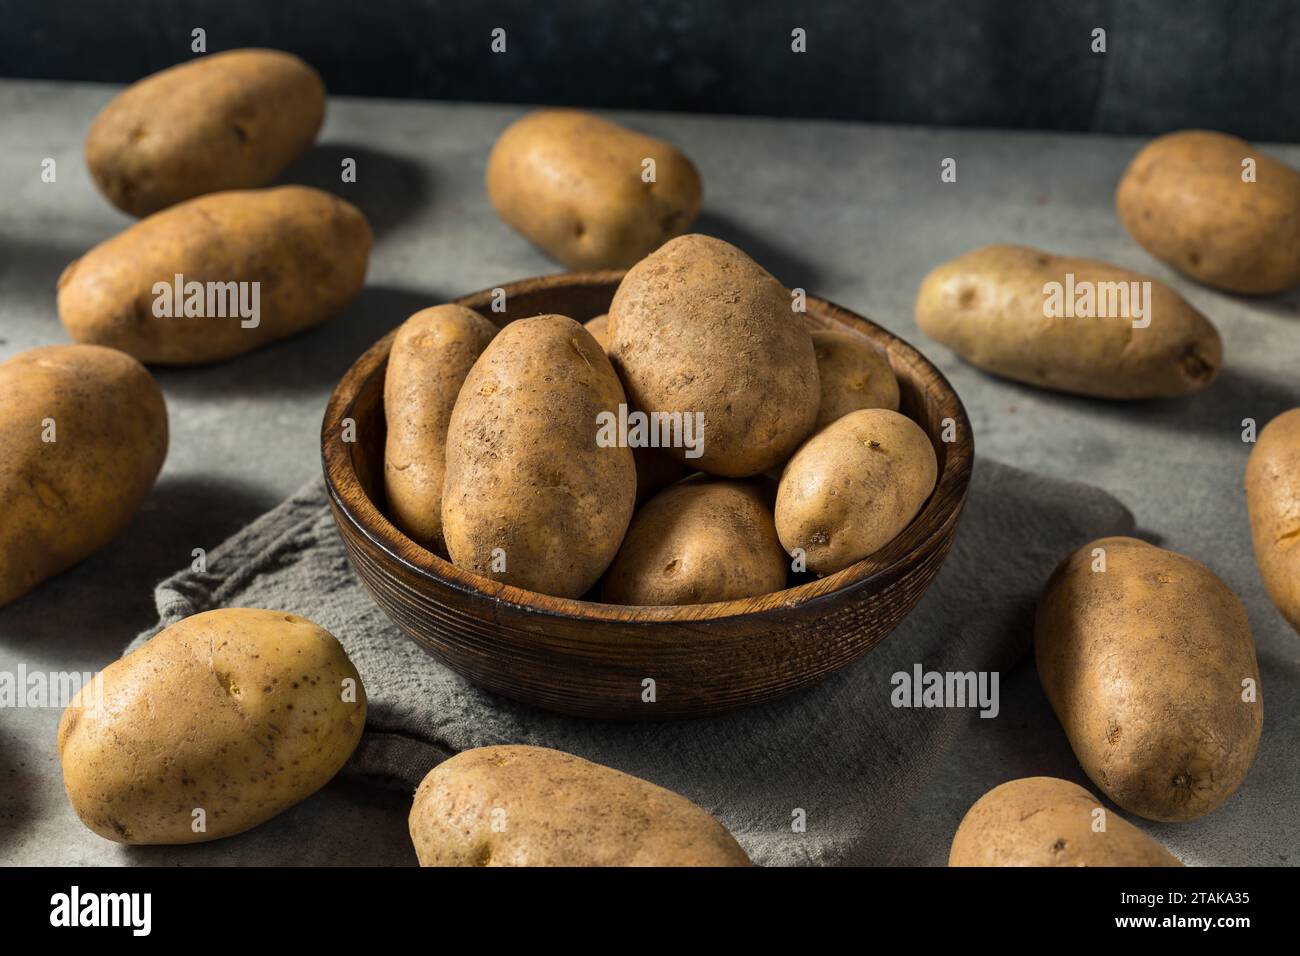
[321, 271, 973, 719]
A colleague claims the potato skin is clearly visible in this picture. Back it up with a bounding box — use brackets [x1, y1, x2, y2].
[58, 186, 372, 364]
[409, 745, 750, 866]
[1246, 408, 1300, 634]
[603, 477, 787, 605]
[57, 608, 366, 844]
[582, 311, 687, 499]
[86, 49, 326, 217]
[583, 313, 611, 350]
[486, 110, 701, 270]
[442, 315, 636, 598]
[610, 234, 819, 476]
[915, 244, 1221, 398]
[949, 777, 1181, 867]
[775, 408, 937, 575]
[1117, 130, 1300, 294]
[1035, 537, 1263, 822]
[811, 330, 899, 430]
[0, 345, 167, 607]
[383, 305, 497, 554]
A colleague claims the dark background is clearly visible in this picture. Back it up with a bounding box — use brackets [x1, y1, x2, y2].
[5, 0, 1299, 140]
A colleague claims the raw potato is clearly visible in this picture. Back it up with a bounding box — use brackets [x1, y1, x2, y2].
[603, 477, 787, 605]
[58, 186, 372, 364]
[409, 745, 750, 866]
[86, 49, 326, 217]
[58, 608, 366, 844]
[583, 310, 687, 499]
[486, 109, 701, 269]
[949, 777, 1182, 867]
[610, 234, 819, 476]
[776, 408, 937, 575]
[583, 313, 611, 349]
[1117, 130, 1300, 294]
[383, 305, 498, 553]
[0, 345, 167, 607]
[915, 244, 1221, 398]
[1035, 536, 1263, 822]
[442, 315, 636, 598]
[811, 330, 899, 429]
[1245, 408, 1300, 634]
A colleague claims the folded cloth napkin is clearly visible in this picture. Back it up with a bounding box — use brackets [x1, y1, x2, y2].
[129, 457, 1132, 866]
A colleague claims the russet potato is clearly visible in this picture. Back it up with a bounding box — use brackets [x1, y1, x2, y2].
[0, 344, 167, 607]
[58, 186, 372, 364]
[1035, 537, 1263, 821]
[58, 608, 366, 844]
[86, 48, 326, 217]
[409, 745, 750, 866]
[1117, 130, 1300, 294]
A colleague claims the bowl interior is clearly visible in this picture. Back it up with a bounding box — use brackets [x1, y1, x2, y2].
[322, 271, 973, 624]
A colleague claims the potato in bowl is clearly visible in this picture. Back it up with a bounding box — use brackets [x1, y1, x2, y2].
[322, 267, 971, 719]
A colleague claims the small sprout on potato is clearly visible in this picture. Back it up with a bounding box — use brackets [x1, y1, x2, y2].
[490, 807, 508, 832]
[641, 678, 656, 703]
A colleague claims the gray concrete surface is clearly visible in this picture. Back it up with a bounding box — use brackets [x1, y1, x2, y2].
[1, 79, 1297, 866]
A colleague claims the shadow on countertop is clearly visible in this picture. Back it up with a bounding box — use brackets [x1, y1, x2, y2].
[0, 474, 271, 660]
[955, 363, 1300, 443]
[278, 143, 432, 237]
[119, 776, 418, 866]
[153, 285, 440, 399]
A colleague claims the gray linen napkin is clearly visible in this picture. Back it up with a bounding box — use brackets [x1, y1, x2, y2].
[129, 457, 1133, 866]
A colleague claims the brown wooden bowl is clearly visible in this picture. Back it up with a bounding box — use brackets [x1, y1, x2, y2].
[322, 271, 973, 719]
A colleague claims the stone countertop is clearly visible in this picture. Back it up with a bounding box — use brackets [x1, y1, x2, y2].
[1, 79, 1296, 866]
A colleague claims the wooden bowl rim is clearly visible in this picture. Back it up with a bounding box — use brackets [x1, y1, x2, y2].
[321, 270, 973, 624]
